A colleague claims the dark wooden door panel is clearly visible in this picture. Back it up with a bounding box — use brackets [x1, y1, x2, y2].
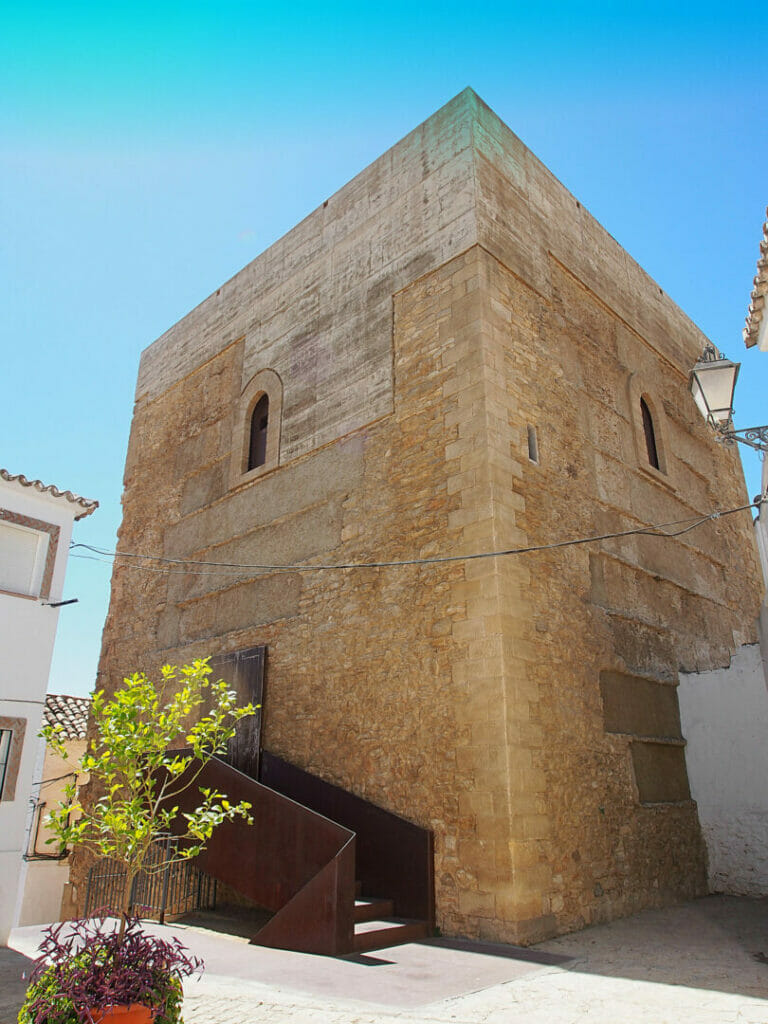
[211, 646, 265, 780]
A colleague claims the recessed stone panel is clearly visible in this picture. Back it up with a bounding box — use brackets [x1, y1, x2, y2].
[178, 573, 302, 644]
[164, 435, 364, 558]
[631, 742, 691, 804]
[600, 670, 682, 739]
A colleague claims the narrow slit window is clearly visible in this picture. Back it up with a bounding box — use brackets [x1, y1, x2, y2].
[527, 425, 539, 464]
[0, 729, 11, 799]
[248, 394, 269, 471]
[640, 398, 660, 470]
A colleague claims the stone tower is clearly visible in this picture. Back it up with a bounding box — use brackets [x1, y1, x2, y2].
[93, 89, 763, 943]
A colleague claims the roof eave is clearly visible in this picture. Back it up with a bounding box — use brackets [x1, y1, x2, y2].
[743, 207, 768, 350]
[0, 469, 99, 519]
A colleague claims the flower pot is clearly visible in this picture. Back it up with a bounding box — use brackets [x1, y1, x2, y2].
[91, 1005, 156, 1023]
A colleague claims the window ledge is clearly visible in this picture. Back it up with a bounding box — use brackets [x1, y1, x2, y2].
[0, 587, 39, 601]
[637, 462, 677, 494]
[230, 460, 281, 492]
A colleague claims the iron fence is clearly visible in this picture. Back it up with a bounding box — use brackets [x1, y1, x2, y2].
[84, 837, 217, 923]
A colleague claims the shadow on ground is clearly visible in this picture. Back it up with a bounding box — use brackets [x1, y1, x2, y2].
[176, 902, 272, 941]
[535, 894, 768, 1000]
[0, 946, 35, 1024]
[6, 894, 768, 1016]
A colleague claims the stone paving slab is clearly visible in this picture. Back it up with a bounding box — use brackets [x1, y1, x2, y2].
[537, 893, 768, 1000]
[179, 981, 768, 1024]
[8, 922, 569, 1013]
[4, 896, 768, 1024]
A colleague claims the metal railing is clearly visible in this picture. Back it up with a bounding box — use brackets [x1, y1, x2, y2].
[84, 836, 217, 923]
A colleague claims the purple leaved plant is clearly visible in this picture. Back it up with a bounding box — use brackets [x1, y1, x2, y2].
[21, 915, 203, 1024]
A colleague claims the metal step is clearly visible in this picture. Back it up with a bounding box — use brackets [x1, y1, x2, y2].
[354, 898, 394, 923]
[353, 917, 429, 953]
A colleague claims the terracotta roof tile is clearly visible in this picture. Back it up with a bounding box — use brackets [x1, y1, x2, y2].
[44, 693, 91, 740]
[0, 469, 98, 519]
[744, 207, 768, 349]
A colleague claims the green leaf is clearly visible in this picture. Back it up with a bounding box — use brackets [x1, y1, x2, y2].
[44, 656, 256, 919]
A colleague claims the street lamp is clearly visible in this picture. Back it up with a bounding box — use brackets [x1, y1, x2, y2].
[690, 343, 768, 453]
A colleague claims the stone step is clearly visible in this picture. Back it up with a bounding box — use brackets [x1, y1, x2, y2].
[354, 898, 394, 923]
[353, 917, 429, 953]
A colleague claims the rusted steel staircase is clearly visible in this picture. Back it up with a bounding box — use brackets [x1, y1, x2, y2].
[166, 752, 433, 955]
[352, 893, 430, 953]
[261, 752, 434, 954]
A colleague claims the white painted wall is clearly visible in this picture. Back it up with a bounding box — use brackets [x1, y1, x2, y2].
[755, 461, 768, 589]
[679, 643, 768, 896]
[682, 235, 768, 896]
[17, 736, 86, 927]
[750, 459, 768, 698]
[758, 310, 768, 351]
[0, 478, 84, 944]
[19, 859, 73, 927]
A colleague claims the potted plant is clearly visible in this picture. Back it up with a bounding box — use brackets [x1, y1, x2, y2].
[18, 657, 256, 1023]
[18, 915, 201, 1023]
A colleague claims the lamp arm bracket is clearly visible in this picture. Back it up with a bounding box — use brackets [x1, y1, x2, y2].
[715, 424, 768, 454]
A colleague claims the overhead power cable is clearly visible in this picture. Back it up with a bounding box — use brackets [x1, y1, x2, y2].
[68, 498, 761, 578]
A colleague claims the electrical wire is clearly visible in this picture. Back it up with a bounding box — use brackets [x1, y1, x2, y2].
[71, 552, 259, 578]
[68, 498, 761, 578]
[31, 771, 79, 790]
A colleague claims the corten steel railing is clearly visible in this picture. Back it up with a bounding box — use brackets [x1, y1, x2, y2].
[84, 836, 217, 923]
[162, 754, 357, 955]
[260, 751, 435, 927]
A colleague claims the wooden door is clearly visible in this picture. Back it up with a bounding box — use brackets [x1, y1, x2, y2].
[210, 646, 265, 781]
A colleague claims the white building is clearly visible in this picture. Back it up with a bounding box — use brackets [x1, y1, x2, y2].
[678, 211, 768, 896]
[17, 694, 90, 927]
[0, 468, 97, 944]
[743, 208, 768, 354]
[744, 208, 768, 601]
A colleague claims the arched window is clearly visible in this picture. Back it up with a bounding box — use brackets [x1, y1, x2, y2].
[248, 394, 269, 471]
[230, 367, 283, 488]
[627, 375, 671, 484]
[640, 397, 660, 471]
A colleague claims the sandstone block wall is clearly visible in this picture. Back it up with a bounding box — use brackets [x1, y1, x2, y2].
[81, 90, 764, 942]
[135, 92, 482, 461]
[472, 245, 760, 936]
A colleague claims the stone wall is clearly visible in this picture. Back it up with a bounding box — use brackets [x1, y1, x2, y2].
[87, 245, 762, 942]
[135, 92, 481, 460]
[468, 246, 761, 937]
[81, 91, 765, 941]
[88, 250, 474, 931]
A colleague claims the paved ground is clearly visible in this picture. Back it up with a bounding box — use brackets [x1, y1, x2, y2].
[3, 895, 767, 1024]
[0, 946, 35, 1024]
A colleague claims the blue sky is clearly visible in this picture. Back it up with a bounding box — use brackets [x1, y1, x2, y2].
[2, 2, 766, 697]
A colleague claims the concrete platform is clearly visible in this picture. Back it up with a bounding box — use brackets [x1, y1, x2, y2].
[4, 895, 768, 1024]
[8, 917, 569, 1012]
